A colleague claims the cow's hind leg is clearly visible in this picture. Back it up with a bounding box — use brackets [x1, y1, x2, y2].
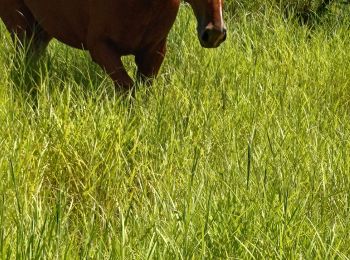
[1, 0, 52, 102]
[1, 0, 51, 57]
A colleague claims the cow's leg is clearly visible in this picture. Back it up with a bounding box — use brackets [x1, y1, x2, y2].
[135, 40, 167, 85]
[0, 1, 51, 56]
[88, 40, 133, 90]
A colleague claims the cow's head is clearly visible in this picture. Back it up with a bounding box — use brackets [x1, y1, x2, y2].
[186, 0, 227, 48]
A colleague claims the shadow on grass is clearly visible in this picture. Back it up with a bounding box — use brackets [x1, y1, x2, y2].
[5, 39, 120, 108]
[8, 48, 46, 108]
[3, 35, 163, 111]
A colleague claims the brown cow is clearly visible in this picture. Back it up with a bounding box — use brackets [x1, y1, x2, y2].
[0, 0, 226, 89]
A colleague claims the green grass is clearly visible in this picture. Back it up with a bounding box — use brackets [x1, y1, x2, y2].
[1, 2, 350, 258]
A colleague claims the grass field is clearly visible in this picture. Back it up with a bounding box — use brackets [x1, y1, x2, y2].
[1, 1, 350, 258]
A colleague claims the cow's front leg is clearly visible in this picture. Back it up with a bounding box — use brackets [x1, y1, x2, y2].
[135, 40, 167, 85]
[88, 40, 133, 90]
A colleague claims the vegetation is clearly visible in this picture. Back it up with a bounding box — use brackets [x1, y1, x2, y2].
[0, 1, 350, 258]
[230, 0, 339, 24]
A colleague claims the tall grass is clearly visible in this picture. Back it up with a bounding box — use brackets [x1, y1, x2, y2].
[1, 2, 350, 258]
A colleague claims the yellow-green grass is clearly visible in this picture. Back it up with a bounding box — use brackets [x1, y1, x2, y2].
[0, 2, 350, 258]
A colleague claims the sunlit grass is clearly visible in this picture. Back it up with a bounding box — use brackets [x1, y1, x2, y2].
[0, 3, 350, 258]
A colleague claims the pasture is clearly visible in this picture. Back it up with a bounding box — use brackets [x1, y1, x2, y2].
[1, 1, 350, 258]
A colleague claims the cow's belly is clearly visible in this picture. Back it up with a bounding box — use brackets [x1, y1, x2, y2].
[23, 0, 180, 54]
[86, 1, 180, 55]
[24, 0, 89, 49]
